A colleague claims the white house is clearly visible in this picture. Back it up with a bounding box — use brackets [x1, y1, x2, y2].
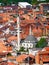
[29, 48, 42, 56]
[18, 2, 32, 8]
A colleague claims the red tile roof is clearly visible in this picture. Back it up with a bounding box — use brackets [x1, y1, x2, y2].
[46, 26, 49, 29]
[8, 36, 17, 42]
[0, 41, 7, 53]
[43, 47, 49, 51]
[16, 54, 34, 63]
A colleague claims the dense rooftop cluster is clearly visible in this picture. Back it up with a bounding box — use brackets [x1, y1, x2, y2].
[0, 2, 49, 65]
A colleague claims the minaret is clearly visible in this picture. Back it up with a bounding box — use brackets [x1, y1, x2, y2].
[17, 16, 20, 50]
[29, 25, 33, 35]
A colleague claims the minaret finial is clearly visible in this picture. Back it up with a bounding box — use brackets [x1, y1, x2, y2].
[29, 25, 33, 35]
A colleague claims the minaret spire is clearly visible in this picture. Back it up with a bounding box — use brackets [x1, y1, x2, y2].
[29, 25, 33, 35]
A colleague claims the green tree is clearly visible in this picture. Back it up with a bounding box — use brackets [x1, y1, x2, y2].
[0, 0, 49, 6]
[36, 38, 48, 48]
[19, 47, 25, 52]
[7, 53, 12, 56]
[31, 0, 37, 5]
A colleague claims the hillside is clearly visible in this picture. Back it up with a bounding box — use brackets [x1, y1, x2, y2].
[0, 0, 49, 5]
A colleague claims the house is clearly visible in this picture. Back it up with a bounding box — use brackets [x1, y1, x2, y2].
[0, 40, 7, 52]
[42, 47, 49, 51]
[45, 25, 49, 35]
[8, 62, 16, 65]
[6, 44, 13, 52]
[29, 48, 42, 56]
[18, 2, 32, 8]
[7, 36, 17, 43]
[40, 3, 49, 14]
[16, 54, 35, 65]
[33, 27, 42, 37]
[35, 47, 49, 64]
[0, 40, 8, 65]
[7, 56, 18, 65]
[0, 31, 4, 36]
[7, 36, 18, 51]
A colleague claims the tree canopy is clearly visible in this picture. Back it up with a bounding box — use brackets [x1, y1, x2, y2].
[0, 0, 48, 5]
[19, 47, 25, 52]
[36, 38, 48, 48]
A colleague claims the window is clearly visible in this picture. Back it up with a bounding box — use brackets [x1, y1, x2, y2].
[23, 44, 25, 46]
[27, 44, 28, 46]
[28, 41, 30, 43]
[30, 44, 32, 47]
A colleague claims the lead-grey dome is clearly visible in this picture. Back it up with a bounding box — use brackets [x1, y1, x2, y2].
[24, 35, 37, 43]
